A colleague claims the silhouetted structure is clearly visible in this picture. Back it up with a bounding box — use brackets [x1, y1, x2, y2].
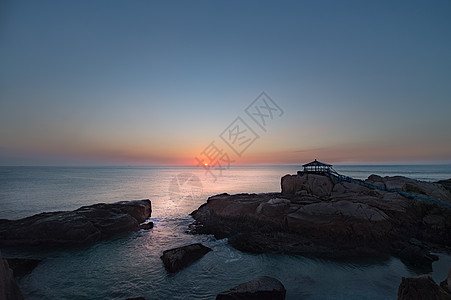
[302, 159, 332, 174]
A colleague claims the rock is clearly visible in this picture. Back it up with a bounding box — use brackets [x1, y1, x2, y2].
[331, 183, 346, 194]
[161, 243, 212, 273]
[0, 252, 23, 300]
[409, 238, 422, 247]
[423, 215, 446, 227]
[367, 174, 384, 184]
[281, 174, 334, 197]
[441, 268, 451, 293]
[398, 274, 451, 300]
[216, 276, 286, 300]
[384, 176, 410, 191]
[280, 175, 296, 195]
[6, 258, 41, 277]
[295, 200, 389, 222]
[398, 245, 438, 270]
[256, 198, 291, 219]
[384, 176, 451, 201]
[436, 179, 451, 194]
[341, 181, 370, 194]
[0, 200, 152, 247]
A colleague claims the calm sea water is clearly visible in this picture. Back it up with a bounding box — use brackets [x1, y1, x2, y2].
[0, 165, 450, 299]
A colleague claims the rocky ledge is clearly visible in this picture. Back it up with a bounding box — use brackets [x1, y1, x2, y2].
[0, 199, 152, 247]
[190, 174, 451, 268]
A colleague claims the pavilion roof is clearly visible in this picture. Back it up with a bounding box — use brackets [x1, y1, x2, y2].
[302, 159, 332, 167]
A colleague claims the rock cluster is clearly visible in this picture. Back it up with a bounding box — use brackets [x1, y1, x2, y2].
[0, 200, 152, 247]
[191, 175, 451, 268]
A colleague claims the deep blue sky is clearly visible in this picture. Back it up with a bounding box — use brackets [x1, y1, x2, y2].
[1, 0, 450, 165]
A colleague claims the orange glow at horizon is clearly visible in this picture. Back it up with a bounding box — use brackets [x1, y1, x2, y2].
[3, 131, 451, 166]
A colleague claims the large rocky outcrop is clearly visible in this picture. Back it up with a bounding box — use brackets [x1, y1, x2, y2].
[0, 251, 23, 300]
[191, 175, 451, 266]
[216, 276, 286, 300]
[282, 174, 451, 202]
[398, 274, 451, 300]
[0, 200, 151, 247]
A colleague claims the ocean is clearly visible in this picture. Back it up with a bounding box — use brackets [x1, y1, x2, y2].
[1, 165, 450, 299]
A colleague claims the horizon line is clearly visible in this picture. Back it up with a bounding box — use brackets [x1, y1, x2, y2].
[1, 162, 451, 168]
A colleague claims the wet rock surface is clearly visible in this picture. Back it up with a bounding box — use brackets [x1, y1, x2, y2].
[191, 175, 451, 266]
[0, 200, 152, 247]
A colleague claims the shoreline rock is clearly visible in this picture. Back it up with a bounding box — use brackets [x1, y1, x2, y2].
[398, 273, 451, 300]
[190, 175, 451, 267]
[0, 199, 152, 247]
[0, 251, 23, 300]
[6, 258, 41, 278]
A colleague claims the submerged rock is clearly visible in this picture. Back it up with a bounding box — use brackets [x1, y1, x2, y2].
[161, 243, 212, 273]
[216, 276, 286, 300]
[0, 252, 23, 300]
[0, 200, 151, 247]
[398, 274, 451, 300]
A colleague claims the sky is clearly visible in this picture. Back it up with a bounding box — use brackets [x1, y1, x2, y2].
[1, 0, 450, 166]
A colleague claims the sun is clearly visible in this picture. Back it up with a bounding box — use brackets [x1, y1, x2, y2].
[204, 163, 208, 167]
